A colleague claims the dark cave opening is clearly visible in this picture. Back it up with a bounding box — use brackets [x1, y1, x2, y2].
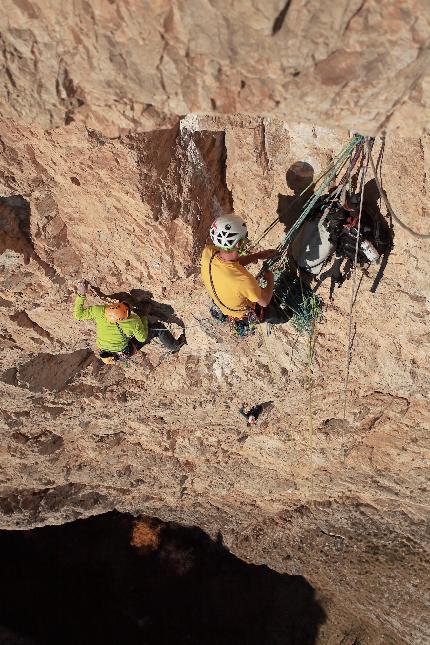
[0, 511, 325, 645]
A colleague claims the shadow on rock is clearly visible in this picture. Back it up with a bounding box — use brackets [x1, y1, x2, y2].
[0, 195, 65, 285]
[277, 161, 315, 236]
[363, 178, 394, 293]
[1, 349, 92, 392]
[0, 511, 326, 645]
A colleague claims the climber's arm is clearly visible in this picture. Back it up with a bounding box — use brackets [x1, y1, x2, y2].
[238, 249, 277, 267]
[73, 282, 99, 321]
[133, 315, 149, 345]
[73, 295, 99, 321]
[240, 271, 274, 309]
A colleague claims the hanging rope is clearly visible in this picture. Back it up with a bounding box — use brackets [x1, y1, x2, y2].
[252, 134, 365, 252]
[337, 137, 364, 189]
[306, 303, 318, 500]
[367, 140, 430, 240]
[341, 140, 370, 423]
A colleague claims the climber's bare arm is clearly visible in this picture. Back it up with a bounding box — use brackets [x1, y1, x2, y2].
[238, 249, 277, 266]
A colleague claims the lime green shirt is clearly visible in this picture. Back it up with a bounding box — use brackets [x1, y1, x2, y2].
[73, 295, 148, 352]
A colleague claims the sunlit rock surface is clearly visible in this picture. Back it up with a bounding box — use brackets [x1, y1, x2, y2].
[1, 0, 429, 136]
[0, 2, 429, 644]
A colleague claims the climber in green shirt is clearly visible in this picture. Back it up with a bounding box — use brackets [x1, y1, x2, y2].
[73, 281, 185, 364]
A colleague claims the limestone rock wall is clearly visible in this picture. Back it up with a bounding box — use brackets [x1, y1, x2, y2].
[0, 114, 429, 644]
[1, 1, 430, 644]
[1, 0, 429, 136]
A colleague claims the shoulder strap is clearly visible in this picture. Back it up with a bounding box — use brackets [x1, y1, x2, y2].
[208, 251, 249, 313]
[115, 321, 129, 344]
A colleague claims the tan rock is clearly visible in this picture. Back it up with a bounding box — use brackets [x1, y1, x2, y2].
[0, 1, 430, 641]
[0, 113, 429, 644]
[0, 0, 429, 136]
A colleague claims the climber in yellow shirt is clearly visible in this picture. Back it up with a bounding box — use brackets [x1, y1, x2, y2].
[201, 214, 287, 335]
[73, 281, 185, 364]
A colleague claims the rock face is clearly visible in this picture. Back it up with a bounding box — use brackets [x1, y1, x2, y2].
[0, 2, 430, 645]
[1, 113, 429, 645]
[1, 0, 429, 137]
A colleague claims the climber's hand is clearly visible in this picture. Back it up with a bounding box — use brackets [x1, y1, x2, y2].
[77, 280, 88, 295]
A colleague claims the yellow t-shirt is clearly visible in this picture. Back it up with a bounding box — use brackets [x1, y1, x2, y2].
[200, 244, 262, 319]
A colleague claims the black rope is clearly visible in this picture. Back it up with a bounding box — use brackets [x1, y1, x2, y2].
[208, 251, 249, 313]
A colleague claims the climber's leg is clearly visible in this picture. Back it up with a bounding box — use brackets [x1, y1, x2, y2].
[98, 350, 118, 365]
[146, 322, 186, 352]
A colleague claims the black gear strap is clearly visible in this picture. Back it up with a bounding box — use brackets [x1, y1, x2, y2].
[115, 321, 130, 350]
[208, 251, 249, 313]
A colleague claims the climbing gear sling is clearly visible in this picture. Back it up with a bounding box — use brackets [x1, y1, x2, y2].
[208, 251, 249, 314]
[208, 251, 262, 337]
[98, 320, 132, 363]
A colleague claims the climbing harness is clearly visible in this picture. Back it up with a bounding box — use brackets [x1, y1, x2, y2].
[208, 250, 263, 337]
[229, 309, 262, 337]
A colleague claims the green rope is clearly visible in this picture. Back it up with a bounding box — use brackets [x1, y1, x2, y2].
[253, 134, 364, 253]
[257, 135, 365, 335]
[266, 134, 364, 274]
[271, 269, 323, 335]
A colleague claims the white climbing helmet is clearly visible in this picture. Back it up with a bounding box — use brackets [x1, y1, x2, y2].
[209, 214, 248, 250]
